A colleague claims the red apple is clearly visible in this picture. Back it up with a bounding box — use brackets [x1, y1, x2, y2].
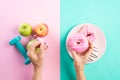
[34, 23, 48, 37]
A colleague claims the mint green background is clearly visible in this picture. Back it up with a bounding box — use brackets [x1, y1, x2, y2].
[60, 0, 120, 80]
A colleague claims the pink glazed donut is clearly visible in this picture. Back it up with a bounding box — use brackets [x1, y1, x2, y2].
[79, 25, 96, 42]
[68, 34, 89, 53]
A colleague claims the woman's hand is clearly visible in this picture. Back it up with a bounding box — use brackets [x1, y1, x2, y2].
[69, 41, 93, 80]
[27, 41, 45, 69]
[27, 41, 46, 80]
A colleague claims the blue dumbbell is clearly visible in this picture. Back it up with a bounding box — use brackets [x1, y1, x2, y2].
[9, 36, 31, 65]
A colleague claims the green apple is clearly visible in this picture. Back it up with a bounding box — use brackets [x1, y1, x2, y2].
[26, 39, 40, 54]
[19, 23, 32, 37]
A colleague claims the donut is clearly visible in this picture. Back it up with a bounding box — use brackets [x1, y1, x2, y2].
[67, 34, 89, 53]
[79, 25, 96, 42]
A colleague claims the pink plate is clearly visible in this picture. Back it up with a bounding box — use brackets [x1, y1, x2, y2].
[66, 23, 107, 64]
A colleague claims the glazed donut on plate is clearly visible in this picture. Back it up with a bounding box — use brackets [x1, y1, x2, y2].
[79, 25, 96, 42]
[67, 34, 89, 53]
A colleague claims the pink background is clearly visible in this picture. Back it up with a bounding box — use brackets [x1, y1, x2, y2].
[0, 0, 60, 80]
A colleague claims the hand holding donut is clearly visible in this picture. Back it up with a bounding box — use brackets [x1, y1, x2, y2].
[67, 34, 89, 53]
[69, 41, 93, 80]
[69, 41, 93, 70]
[67, 24, 96, 55]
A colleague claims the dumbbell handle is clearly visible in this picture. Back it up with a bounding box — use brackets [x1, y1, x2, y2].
[15, 41, 28, 59]
[9, 36, 31, 65]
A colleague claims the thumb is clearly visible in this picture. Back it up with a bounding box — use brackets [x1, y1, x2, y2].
[85, 41, 93, 58]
